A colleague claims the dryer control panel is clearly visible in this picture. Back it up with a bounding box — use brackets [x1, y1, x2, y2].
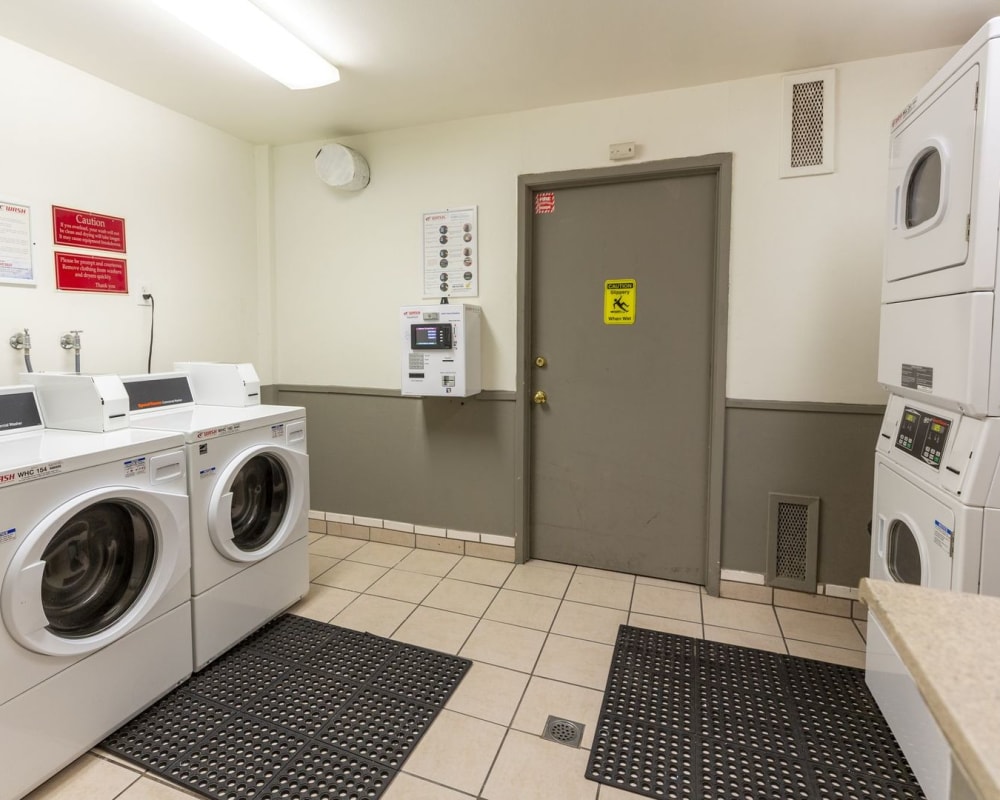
[895, 406, 952, 468]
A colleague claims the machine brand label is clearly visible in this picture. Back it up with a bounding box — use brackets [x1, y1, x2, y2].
[196, 424, 241, 440]
[199, 466, 217, 478]
[271, 423, 285, 439]
[0, 527, 15, 544]
[891, 96, 917, 130]
[123, 456, 147, 477]
[0, 461, 63, 485]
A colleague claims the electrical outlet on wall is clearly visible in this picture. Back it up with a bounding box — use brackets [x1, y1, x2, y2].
[609, 141, 636, 160]
[137, 285, 152, 306]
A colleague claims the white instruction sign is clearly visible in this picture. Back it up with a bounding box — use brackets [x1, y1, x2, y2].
[423, 206, 478, 299]
[0, 201, 34, 286]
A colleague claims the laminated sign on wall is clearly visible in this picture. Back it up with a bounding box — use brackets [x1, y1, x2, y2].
[604, 279, 636, 325]
[52, 206, 128, 294]
[422, 206, 478, 299]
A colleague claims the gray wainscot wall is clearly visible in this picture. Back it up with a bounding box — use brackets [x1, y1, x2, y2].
[271, 386, 883, 591]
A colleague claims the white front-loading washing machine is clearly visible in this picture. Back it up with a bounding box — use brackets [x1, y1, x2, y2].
[867, 393, 1000, 800]
[0, 386, 192, 800]
[878, 17, 1000, 415]
[121, 373, 309, 670]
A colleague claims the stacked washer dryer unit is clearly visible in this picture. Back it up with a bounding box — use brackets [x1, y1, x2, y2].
[121, 363, 309, 671]
[869, 18, 1000, 800]
[0, 383, 191, 800]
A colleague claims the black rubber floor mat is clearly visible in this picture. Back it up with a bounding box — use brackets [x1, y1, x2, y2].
[103, 614, 471, 800]
[586, 625, 926, 800]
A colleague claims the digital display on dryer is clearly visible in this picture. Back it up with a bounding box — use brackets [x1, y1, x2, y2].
[895, 405, 950, 469]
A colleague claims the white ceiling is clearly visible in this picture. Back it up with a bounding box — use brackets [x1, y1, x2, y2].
[0, 0, 995, 145]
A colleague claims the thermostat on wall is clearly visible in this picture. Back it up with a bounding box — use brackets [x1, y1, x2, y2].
[315, 143, 370, 191]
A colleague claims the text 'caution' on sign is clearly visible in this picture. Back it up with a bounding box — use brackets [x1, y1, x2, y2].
[604, 279, 636, 325]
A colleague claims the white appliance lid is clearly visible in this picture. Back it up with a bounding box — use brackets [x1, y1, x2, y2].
[126, 403, 304, 441]
[0, 427, 185, 476]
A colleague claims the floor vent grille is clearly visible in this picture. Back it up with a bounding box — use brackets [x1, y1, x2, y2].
[766, 492, 820, 592]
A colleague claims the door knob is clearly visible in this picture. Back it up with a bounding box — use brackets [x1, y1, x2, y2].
[533, 390, 548, 405]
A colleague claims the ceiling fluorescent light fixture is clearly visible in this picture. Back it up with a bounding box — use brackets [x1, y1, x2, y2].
[152, 0, 340, 89]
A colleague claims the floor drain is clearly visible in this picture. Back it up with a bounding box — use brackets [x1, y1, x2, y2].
[542, 715, 584, 748]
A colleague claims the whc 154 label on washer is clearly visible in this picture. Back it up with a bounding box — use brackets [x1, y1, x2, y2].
[0, 461, 63, 486]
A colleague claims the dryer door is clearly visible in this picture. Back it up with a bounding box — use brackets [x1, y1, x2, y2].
[872, 463, 955, 590]
[0, 486, 187, 657]
[884, 65, 978, 291]
[208, 444, 308, 563]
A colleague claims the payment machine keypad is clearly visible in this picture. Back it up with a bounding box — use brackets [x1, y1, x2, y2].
[895, 406, 950, 469]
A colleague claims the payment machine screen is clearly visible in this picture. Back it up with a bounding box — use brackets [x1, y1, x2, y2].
[894, 406, 951, 469]
[411, 323, 453, 350]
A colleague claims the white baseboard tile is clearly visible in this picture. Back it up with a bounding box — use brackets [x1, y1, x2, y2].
[308, 510, 326, 520]
[446, 529, 481, 542]
[353, 516, 384, 529]
[384, 520, 415, 533]
[325, 512, 353, 524]
[720, 569, 766, 585]
[414, 524, 448, 538]
[823, 583, 860, 601]
[480, 533, 516, 547]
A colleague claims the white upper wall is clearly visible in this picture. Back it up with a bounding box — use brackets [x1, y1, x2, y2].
[0, 36, 261, 388]
[271, 47, 954, 404]
[0, 38, 956, 404]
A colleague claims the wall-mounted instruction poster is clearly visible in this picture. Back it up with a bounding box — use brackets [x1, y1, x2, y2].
[423, 205, 478, 299]
[0, 201, 34, 286]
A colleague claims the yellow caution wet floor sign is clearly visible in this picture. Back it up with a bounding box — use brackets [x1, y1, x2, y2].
[604, 279, 636, 325]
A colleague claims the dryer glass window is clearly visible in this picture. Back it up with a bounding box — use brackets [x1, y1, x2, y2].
[41, 501, 156, 638]
[905, 148, 942, 228]
[230, 453, 288, 551]
[887, 520, 922, 585]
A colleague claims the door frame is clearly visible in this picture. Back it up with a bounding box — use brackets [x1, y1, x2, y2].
[514, 153, 732, 597]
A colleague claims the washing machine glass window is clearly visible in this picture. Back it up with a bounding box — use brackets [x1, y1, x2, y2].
[887, 520, 922, 585]
[230, 453, 289, 552]
[905, 148, 942, 229]
[41, 501, 156, 638]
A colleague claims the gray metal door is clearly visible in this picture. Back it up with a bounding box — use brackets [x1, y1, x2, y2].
[524, 161, 727, 584]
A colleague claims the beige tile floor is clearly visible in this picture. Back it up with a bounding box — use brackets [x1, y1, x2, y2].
[27, 534, 869, 800]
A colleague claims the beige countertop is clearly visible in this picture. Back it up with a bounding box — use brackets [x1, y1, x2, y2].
[860, 579, 1000, 799]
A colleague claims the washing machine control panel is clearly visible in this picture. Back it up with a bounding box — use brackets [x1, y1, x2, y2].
[895, 406, 951, 468]
[0, 387, 43, 434]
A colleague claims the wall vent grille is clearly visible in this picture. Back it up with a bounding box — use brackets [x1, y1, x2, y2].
[781, 69, 836, 178]
[790, 81, 825, 168]
[766, 493, 819, 592]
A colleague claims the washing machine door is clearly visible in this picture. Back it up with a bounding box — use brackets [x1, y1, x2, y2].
[872, 462, 956, 590]
[208, 444, 307, 563]
[885, 65, 978, 290]
[0, 486, 187, 657]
